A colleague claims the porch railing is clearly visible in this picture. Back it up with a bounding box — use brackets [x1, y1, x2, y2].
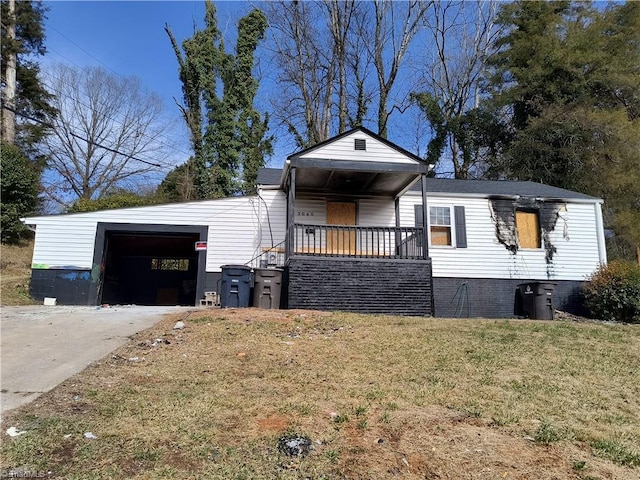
[293, 223, 425, 259]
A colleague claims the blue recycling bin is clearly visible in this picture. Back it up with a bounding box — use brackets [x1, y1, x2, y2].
[220, 265, 252, 308]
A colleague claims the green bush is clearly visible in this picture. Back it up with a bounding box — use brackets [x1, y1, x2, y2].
[583, 261, 640, 323]
[1, 143, 39, 244]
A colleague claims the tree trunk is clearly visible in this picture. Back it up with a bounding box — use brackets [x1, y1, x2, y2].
[2, 0, 16, 144]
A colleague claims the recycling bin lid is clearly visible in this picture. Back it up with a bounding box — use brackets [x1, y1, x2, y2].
[220, 264, 252, 270]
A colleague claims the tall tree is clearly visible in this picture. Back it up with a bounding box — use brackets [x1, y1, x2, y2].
[412, 1, 501, 177]
[165, 0, 222, 199]
[1, 0, 56, 151]
[266, 0, 429, 146]
[366, 0, 431, 138]
[266, 0, 338, 147]
[166, 1, 271, 198]
[484, 0, 640, 252]
[41, 64, 171, 208]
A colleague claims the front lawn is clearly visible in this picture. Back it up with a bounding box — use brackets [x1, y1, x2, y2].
[1, 309, 639, 479]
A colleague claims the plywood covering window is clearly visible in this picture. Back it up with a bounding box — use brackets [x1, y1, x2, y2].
[515, 210, 541, 249]
[430, 206, 452, 246]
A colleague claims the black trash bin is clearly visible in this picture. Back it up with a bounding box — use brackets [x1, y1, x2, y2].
[220, 265, 252, 308]
[517, 282, 555, 320]
[253, 268, 283, 309]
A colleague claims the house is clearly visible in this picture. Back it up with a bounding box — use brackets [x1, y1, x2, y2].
[22, 127, 606, 317]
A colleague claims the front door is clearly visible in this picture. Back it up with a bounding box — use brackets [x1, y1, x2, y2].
[327, 202, 356, 254]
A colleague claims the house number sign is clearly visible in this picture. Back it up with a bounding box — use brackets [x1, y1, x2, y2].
[296, 211, 315, 217]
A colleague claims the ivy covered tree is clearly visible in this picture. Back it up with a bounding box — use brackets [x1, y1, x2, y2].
[165, 1, 271, 199]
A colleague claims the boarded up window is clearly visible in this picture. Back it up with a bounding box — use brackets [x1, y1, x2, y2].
[515, 210, 541, 249]
[430, 206, 452, 246]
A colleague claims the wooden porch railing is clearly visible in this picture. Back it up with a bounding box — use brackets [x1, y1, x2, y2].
[293, 223, 425, 259]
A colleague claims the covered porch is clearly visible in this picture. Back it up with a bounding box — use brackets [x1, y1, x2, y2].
[281, 132, 434, 316]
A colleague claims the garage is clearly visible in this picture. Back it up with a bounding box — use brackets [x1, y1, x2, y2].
[22, 195, 276, 306]
[93, 223, 208, 307]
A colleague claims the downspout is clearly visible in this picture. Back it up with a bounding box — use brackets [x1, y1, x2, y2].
[286, 168, 296, 261]
[594, 202, 607, 265]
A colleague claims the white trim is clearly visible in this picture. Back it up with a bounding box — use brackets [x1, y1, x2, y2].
[403, 190, 603, 204]
[595, 202, 607, 265]
[428, 205, 456, 248]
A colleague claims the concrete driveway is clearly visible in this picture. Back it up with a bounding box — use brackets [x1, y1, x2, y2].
[1, 305, 190, 415]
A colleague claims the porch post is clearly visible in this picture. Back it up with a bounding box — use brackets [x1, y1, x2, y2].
[394, 197, 401, 256]
[286, 167, 296, 260]
[421, 174, 429, 259]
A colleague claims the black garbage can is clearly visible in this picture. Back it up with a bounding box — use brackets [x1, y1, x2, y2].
[517, 282, 555, 320]
[220, 265, 252, 308]
[253, 268, 283, 309]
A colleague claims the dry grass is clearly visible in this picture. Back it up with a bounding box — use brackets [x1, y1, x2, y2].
[0, 240, 37, 306]
[1, 309, 639, 479]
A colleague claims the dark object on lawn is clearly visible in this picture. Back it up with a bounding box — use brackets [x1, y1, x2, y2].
[277, 434, 313, 457]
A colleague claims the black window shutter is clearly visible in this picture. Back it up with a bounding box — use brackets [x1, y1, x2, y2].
[454, 205, 467, 248]
[414, 204, 423, 227]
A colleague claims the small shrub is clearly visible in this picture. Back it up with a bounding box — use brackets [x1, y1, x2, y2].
[583, 261, 640, 323]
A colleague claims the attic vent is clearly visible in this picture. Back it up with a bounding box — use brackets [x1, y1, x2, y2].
[354, 138, 366, 151]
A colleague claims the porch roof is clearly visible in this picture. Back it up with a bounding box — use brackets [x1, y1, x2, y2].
[260, 127, 430, 196]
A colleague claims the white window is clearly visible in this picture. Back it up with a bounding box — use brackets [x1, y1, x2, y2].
[430, 206, 452, 246]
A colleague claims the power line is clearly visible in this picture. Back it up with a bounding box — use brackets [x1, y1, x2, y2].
[3, 104, 164, 168]
[39, 61, 193, 159]
[38, 69, 193, 161]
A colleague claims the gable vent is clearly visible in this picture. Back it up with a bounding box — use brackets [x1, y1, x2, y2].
[354, 138, 366, 151]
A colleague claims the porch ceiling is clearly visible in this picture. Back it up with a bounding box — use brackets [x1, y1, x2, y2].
[290, 158, 428, 196]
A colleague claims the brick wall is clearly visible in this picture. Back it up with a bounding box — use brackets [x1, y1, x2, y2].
[287, 256, 433, 316]
[432, 277, 587, 318]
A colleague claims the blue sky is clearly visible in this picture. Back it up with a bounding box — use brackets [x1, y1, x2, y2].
[40, 1, 434, 179]
[42, 1, 290, 171]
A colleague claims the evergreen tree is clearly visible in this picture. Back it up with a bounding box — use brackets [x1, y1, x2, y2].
[1, 142, 39, 244]
[484, 0, 640, 251]
[1, 0, 56, 152]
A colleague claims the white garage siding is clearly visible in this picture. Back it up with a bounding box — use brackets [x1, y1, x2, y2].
[24, 192, 287, 273]
[399, 193, 602, 282]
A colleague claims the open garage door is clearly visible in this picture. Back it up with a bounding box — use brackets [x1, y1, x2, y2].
[92, 224, 207, 306]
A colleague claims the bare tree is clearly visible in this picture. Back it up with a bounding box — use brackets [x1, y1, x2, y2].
[41, 64, 171, 208]
[414, 1, 501, 178]
[323, 0, 357, 133]
[266, 1, 336, 148]
[365, 0, 432, 138]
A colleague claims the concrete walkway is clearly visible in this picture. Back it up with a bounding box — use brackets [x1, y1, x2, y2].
[1, 305, 190, 416]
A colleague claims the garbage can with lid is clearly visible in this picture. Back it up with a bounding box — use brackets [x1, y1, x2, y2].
[517, 282, 555, 320]
[220, 265, 252, 308]
[253, 268, 283, 309]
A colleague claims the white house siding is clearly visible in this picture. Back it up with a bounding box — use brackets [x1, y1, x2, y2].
[257, 189, 287, 252]
[399, 194, 601, 282]
[298, 131, 416, 165]
[24, 196, 275, 273]
[290, 195, 397, 254]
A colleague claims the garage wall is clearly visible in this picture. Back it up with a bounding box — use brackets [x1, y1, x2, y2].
[24, 194, 284, 273]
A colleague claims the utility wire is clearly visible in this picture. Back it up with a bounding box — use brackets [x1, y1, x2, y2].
[3, 104, 164, 168]
[38, 68, 193, 161]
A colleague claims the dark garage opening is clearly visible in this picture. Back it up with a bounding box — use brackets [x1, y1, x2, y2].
[100, 231, 201, 306]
